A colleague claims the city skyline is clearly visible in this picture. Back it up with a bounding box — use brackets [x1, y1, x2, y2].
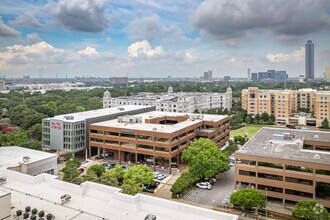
[0, 0, 329, 78]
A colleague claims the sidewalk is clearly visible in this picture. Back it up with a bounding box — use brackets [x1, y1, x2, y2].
[154, 172, 180, 199]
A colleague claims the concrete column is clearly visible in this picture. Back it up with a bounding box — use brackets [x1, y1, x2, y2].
[103, 148, 106, 162]
[162, 157, 164, 167]
[177, 153, 180, 169]
[135, 152, 137, 165]
[153, 156, 156, 172]
[97, 147, 100, 156]
[313, 168, 316, 200]
[118, 150, 121, 165]
[169, 157, 172, 175]
[88, 146, 91, 159]
[85, 149, 88, 160]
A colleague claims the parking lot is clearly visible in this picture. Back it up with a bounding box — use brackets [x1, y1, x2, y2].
[184, 167, 236, 207]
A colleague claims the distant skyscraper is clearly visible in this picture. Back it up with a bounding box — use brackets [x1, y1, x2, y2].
[247, 68, 250, 81]
[305, 40, 314, 80]
[202, 70, 212, 81]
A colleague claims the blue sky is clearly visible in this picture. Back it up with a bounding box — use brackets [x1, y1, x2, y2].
[0, 0, 329, 78]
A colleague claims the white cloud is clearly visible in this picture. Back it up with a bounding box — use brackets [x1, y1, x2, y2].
[266, 47, 305, 63]
[9, 12, 44, 28]
[127, 15, 161, 42]
[26, 33, 41, 45]
[78, 47, 99, 56]
[128, 40, 164, 58]
[184, 52, 196, 63]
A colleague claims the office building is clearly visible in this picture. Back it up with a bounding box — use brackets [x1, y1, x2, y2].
[305, 40, 315, 80]
[103, 86, 232, 112]
[0, 80, 5, 91]
[202, 70, 212, 81]
[0, 146, 57, 175]
[325, 67, 330, 82]
[242, 87, 330, 127]
[235, 127, 330, 208]
[0, 169, 237, 220]
[299, 75, 305, 83]
[89, 111, 230, 174]
[252, 70, 287, 82]
[224, 76, 231, 81]
[109, 76, 128, 84]
[42, 106, 154, 154]
[247, 68, 251, 81]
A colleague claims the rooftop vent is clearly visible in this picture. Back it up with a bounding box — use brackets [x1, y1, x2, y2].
[314, 154, 320, 159]
[118, 107, 125, 111]
[272, 132, 296, 142]
[61, 194, 71, 203]
[314, 135, 319, 139]
[152, 127, 157, 131]
[188, 114, 204, 120]
[23, 156, 30, 163]
[118, 116, 142, 123]
[0, 177, 6, 184]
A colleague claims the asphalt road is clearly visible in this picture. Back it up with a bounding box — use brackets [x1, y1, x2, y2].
[184, 167, 236, 207]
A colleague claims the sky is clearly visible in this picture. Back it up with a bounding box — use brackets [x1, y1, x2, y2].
[0, 0, 329, 78]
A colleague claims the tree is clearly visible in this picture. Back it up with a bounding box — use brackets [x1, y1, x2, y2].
[245, 114, 252, 124]
[123, 165, 154, 186]
[76, 106, 85, 112]
[82, 168, 99, 183]
[111, 165, 126, 180]
[292, 200, 329, 220]
[255, 113, 261, 121]
[26, 123, 42, 141]
[121, 180, 142, 196]
[230, 189, 266, 211]
[181, 138, 229, 178]
[21, 112, 47, 130]
[101, 170, 119, 187]
[193, 109, 199, 113]
[261, 112, 270, 122]
[223, 108, 228, 114]
[90, 164, 106, 177]
[321, 118, 329, 129]
[62, 154, 81, 183]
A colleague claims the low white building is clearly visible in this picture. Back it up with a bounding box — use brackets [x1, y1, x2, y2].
[103, 86, 232, 113]
[0, 146, 57, 176]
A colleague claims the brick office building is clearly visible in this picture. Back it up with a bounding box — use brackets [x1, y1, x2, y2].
[89, 112, 230, 174]
[235, 127, 330, 208]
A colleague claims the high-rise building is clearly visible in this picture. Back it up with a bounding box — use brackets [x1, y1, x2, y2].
[247, 68, 250, 81]
[299, 75, 305, 83]
[254, 70, 287, 82]
[325, 67, 330, 82]
[202, 70, 212, 81]
[109, 77, 128, 84]
[223, 76, 231, 81]
[305, 40, 314, 80]
[251, 73, 258, 81]
[0, 80, 5, 91]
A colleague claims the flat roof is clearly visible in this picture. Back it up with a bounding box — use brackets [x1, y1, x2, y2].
[91, 111, 228, 133]
[44, 105, 152, 122]
[0, 170, 237, 220]
[237, 128, 330, 165]
[0, 146, 57, 173]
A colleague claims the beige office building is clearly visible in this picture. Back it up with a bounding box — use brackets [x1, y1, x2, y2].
[235, 128, 330, 208]
[325, 67, 330, 82]
[242, 87, 330, 127]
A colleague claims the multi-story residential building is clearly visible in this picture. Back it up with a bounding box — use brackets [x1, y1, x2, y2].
[0, 80, 5, 91]
[235, 127, 330, 208]
[42, 106, 154, 154]
[305, 40, 315, 80]
[89, 111, 230, 174]
[325, 67, 330, 82]
[242, 87, 330, 127]
[103, 86, 232, 113]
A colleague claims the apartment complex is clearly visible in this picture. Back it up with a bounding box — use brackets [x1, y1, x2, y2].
[103, 86, 232, 113]
[325, 67, 330, 82]
[89, 112, 230, 174]
[242, 87, 330, 126]
[235, 128, 330, 208]
[42, 106, 154, 154]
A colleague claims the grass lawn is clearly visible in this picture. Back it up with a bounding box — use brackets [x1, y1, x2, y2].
[230, 125, 283, 139]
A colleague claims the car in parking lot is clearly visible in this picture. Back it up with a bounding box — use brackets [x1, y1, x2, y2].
[95, 155, 104, 160]
[78, 168, 84, 173]
[196, 182, 211, 190]
[203, 178, 214, 185]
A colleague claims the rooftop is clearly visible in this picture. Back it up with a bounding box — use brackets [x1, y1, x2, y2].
[237, 127, 330, 165]
[0, 169, 237, 220]
[44, 105, 153, 122]
[91, 111, 228, 133]
[0, 146, 57, 173]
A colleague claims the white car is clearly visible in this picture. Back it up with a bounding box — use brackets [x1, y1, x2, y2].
[196, 182, 212, 190]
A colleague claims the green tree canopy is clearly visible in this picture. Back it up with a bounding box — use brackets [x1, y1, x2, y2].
[90, 164, 106, 177]
[230, 188, 266, 210]
[321, 118, 329, 129]
[101, 170, 119, 187]
[82, 168, 99, 183]
[62, 156, 81, 183]
[292, 200, 329, 220]
[261, 112, 270, 122]
[123, 165, 154, 186]
[181, 138, 229, 178]
[121, 180, 142, 196]
[26, 123, 42, 141]
[111, 165, 126, 180]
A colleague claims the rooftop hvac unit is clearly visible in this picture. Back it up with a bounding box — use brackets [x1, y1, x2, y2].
[60, 194, 71, 203]
[23, 212, 29, 219]
[145, 214, 157, 220]
[0, 177, 6, 184]
[314, 154, 321, 159]
[30, 214, 37, 220]
[64, 115, 74, 120]
[153, 127, 157, 131]
[46, 214, 55, 220]
[38, 211, 45, 217]
[25, 206, 31, 212]
[31, 208, 38, 215]
[118, 107, 125, 111]
[16, 210, 22, 217]
[23, 156, 30, 163]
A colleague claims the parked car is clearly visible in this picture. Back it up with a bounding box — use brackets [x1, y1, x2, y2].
[78, 168, 84, 173]
[156, 174, 166, 180]
[95, 155, 104, 160]
[153, 172, 160, 176]
[196, 182, 211, 190]
[203, 178, 214, 185]
[105, 152, 113, 157]
[229, 162, 234, 166]
[205, 177, 216, 183]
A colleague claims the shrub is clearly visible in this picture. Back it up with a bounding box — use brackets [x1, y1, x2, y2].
[170, 172, 200, 198]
